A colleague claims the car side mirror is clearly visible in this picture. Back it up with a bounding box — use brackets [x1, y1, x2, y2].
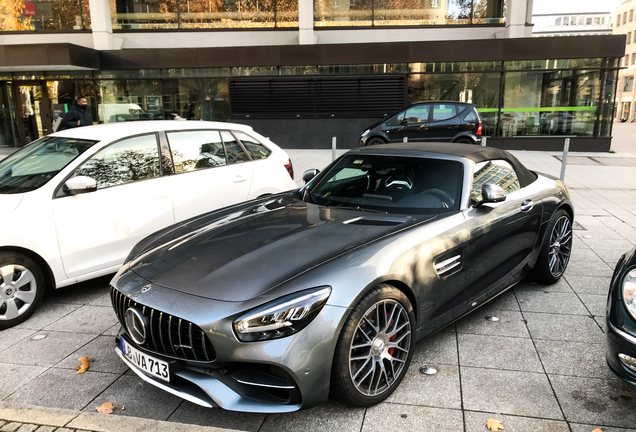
[474, 184, 506, 208]
[302, 169, 320, 184]
[382, 113, 388, 119]
[400, 119, 408, 125]
[65, 176, 97, 195]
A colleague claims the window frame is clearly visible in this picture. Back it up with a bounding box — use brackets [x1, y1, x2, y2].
[165, 129, 231, 175]
[231, 130, 272, 161]
[470, 159, 522, 205]
[55, 132, 163, 198]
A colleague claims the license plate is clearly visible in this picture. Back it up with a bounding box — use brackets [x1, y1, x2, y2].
[120, 339, 170, 382]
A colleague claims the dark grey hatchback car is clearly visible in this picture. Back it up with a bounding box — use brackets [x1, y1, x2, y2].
[360, 101, 482, 146]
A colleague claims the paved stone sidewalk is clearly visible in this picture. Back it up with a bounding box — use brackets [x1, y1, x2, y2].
[1, 146, 636, 431]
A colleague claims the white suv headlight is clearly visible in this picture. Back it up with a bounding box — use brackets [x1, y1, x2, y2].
[233, 287, 331, 342]
[623, 268, 636, 320]
[361, 129, 370, 137]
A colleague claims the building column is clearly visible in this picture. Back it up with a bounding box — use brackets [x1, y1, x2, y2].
[298, 0, 316, 44]
[505, 0, 533, 38]
[89, 0, 121, 50]
[631, 74, 636, 121]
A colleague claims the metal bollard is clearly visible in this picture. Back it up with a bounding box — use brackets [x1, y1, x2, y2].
[403, 137, 408, 143]
[481, 136, 487, 147]
[560, 138, 570, 181]
[332, 137, 337, 162]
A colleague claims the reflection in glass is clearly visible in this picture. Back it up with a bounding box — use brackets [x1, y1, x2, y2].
[47, 80, 96, 127]
[0, 0, 90, 31]
[97, 80, 163, 123]
[76, 134, 160, 188]
[167, 130, 227, 173]
[407, 72, 500, 135]
[161, 78, 229, 121]
[0, 84, 19, 148]
[471, 160, 519, 203]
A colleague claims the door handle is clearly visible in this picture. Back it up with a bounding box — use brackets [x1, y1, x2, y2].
[447, 126, 459, 130]
[520, 199, 534, 212]
[418, 125, 428, 129]
[233, 175, 247, 183]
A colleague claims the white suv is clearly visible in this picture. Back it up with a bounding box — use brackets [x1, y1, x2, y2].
[0, 121, 297, 328]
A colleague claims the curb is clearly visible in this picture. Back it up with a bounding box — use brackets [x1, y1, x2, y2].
[0, 402, 238, 432]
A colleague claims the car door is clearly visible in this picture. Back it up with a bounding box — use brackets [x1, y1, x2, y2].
[384, 104, 431, 143]
[167, 129, 253, 222]
[460, 159, 543, 310]
[426, 103, 461, 142]
[52, 133, 174, 279]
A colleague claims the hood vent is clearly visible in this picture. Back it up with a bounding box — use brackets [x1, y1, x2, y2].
[343, 217, 405, 226]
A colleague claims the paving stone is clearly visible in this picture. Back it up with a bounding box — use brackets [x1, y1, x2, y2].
[582, 238, 635, 252]
[14, 303, 82, 331]
[362, 403, 463, 432]
[86, 374, 182, 421]
[550, 375, 636, 429]
[456, 310, 530, 338]
[464, 411, 569, 432]
[461, 367, 563, 420]
[56, 336, 127, 374]
[564, 275, 612, 296]
[594, 316, 606, 332]
[101, 324, 121, 337]
[33, 427, 56, 432]
[5, 368, 119, 411]
[47, 276, 111, 305]
[475, 289, 520, 312]
[534, 340, 613, 379]
[15, 425, 37, 432]
[260, 401, 364, 432]
[0, 423, 20, 432]
[168, 401, 266, 431]
[514, 278, 573, 293]
[569, 248, 605, 263]
[458, 333, 543, 373]
[44, 306, 119, 335]
[595, 249, 628, 267]
[88, 293, 113, 307]
[565, 261, 614, 278]
[0, 332, 96, 367]
[514, 290, 588, 315]
[0, 362, 48, 399]
[0, 328, 35, 352]
[524, 312, 604, 343]
[578, 294, 608, 317]
[411, 330, 458, 366]
[386, 364, 461, 409]
[570, 424, 636, 432]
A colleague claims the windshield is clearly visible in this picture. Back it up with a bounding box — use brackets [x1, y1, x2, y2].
[0, 137, 97, 194]
[304, 155, 464, 214]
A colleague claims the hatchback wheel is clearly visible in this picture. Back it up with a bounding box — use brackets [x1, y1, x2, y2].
[366, 138, 386, 146]
[331, 284, 414, 406]
[0, 252, 45, 329]
[455, 138, 474, 144]
[530, 209, 572, 284]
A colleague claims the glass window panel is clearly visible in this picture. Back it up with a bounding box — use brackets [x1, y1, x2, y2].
[76, 134, 160, 189]
[594, 16, 599, 25]
[585, 17, 592, 25]
[276, 0, 299, 27]
[445, 0, 471, 24]
[624, 76, 634, 93]
[409, 61, 501, 73]
[0, 84, 19, 148]
[318, 64, 408, 74]
[231, 67, 278, 76]
[96, 70, 161, 79]
[97, 80, 163, 123]
[161, 78, 229, 121]
[111, 0, 177, 29]
[403, 105, 430, 123]
[160, 68, 231, 78]
[471, 160, 519, 203]
[504, 58, 603, 70]
[280, 66, 318, 75]
[178, 0, 276, 29]
[220, 131, 249, 164]
[314, 0, 373, 27]
[2, 0, 90, 30]
[373, 0, 447, 26]
[408, 72, 500, 135]
[47, 79, 97, 127]
[167, 130, 227, 173]
[631, 9, 634, 21]
[233, 131, 271, 160]
[431, 104, 457, 121]
[472, 0, 505, 25]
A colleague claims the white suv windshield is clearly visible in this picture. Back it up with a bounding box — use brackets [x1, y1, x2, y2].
[0, 137, 97, 194]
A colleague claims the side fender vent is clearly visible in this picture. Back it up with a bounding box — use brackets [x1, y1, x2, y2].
[343, 217, 405, 226]
[434, 250, 462, 278]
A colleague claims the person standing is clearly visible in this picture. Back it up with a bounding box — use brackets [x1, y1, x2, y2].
[58, 97, 93, 131]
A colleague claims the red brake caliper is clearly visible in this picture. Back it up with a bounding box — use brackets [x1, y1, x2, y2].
[386, 312, 396, 356]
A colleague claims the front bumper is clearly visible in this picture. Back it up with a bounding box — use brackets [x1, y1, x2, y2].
[110, 273, 349, 412]
[606, 317, 636, 386]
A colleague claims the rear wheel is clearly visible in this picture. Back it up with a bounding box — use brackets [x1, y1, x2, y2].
[331, 284, 415, 406]
[366, 138, 386, 146]
[454, 138, 474, 144]
[0, 252, 45, 330]
[530, 209, 572, 284]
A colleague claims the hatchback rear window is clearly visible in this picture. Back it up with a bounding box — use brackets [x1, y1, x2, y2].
[234, 131, 271, 160]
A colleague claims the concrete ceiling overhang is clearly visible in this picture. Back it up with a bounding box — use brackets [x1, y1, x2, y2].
[0, 43, 99, 72]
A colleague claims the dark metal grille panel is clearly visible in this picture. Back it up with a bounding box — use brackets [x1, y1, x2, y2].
[111, 287, 216, 362]
[230, 76, 406, 118]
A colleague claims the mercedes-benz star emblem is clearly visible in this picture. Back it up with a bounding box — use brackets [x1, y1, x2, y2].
[125, 307, 148, 345]
[141, 284, 151, 293]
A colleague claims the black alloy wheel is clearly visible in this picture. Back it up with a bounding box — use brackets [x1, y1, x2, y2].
[530, 209, 573, 284]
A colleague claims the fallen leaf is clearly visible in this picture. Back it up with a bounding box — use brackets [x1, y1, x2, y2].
[76, 357, 90, 374]
[96, 402, 115, 414]
[591, 429, 605, 432]
[487, 418, 504, 431]
[121, 405, 125, 411]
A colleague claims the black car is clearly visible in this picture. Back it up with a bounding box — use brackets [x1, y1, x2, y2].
[360, 102, 482, 146]
[606, 245, 636, 386]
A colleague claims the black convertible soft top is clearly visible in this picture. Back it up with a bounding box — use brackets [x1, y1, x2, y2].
[352, 142, 538, 188]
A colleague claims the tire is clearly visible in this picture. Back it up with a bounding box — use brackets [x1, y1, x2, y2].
[366, 138, 387, 146]
[330, 284, 415, 406]
[454, 138, 474, 144]
[529, 209, 572, 284]
[0, 252, 45, 330]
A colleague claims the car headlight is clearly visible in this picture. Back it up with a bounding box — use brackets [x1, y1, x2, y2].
[233, 287, 331, 342]
[624, 268, 636, 320]
[361, 129, 370, 137]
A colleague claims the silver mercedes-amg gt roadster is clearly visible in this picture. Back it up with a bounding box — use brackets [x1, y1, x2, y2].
[110, 143, 573, 413]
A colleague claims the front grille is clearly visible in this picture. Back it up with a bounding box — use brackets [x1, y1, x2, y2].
[111, 287, 216, 362]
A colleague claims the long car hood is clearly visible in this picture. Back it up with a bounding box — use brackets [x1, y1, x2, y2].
[0, 194, 23, 214]
[130, 196, 434, 301]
